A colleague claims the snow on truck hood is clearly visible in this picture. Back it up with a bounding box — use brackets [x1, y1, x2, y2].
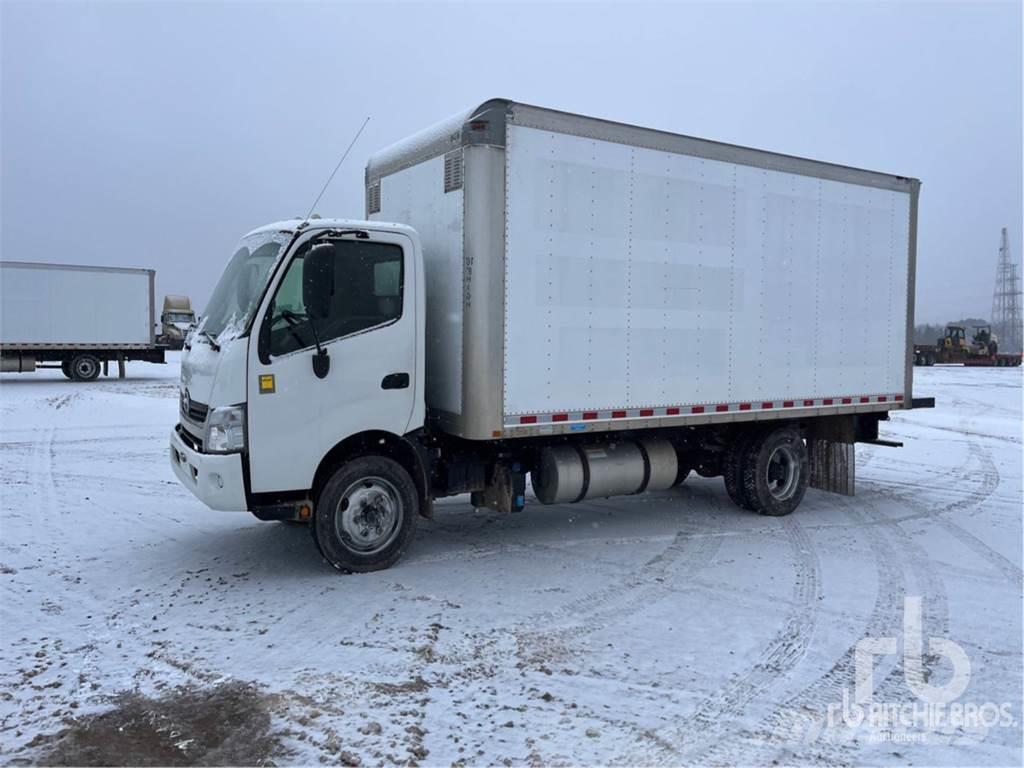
[179, 333, 247, 412]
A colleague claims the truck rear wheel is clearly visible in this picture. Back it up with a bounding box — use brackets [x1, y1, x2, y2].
[723, 429, 762, 511]
[741, 427, 809, 516]
[69, 353, 101, 381]
[60, 361, 73, 379]
[312, 456, 418, 573]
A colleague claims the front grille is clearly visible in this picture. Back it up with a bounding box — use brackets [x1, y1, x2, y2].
[180, 390, 209, 424]
[176, 424, 203, 452]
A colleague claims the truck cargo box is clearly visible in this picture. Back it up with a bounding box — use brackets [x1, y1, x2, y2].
[366, 99, 918, 440]
[1, 261, 156, 347]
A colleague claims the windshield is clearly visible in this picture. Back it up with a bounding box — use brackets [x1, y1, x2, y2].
[200, 230, 290, 338]
[165, 312, 194, 323]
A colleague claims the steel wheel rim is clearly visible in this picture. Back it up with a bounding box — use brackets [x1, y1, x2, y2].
[75, 358, 97, 378]
[335, 476, 402, 555]
[765, 444, 799, 501]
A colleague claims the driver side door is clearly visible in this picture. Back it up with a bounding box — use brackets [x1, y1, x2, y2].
[246, 232, 418, 494]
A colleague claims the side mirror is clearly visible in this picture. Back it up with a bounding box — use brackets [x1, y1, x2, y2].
[303, 244, 335, 321]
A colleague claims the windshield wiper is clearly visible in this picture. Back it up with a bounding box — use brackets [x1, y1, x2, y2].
[197, 329, 221, 352]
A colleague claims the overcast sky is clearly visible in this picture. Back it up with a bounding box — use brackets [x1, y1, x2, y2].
[2, 0, 1021, 324]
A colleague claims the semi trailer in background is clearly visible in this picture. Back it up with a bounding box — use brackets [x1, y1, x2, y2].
[170, 99, 932, 573]
[158, 294, 196, 350]
[0, 261, 166, 380]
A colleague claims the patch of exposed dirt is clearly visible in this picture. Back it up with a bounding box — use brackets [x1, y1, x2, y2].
[28, 681, 287, 766]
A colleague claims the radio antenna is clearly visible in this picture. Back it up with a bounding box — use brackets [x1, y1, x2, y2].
[303, 115, 371, 222]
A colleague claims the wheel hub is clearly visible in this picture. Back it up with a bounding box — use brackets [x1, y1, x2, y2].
[336, 477, 402, 554]
[765, 445, 799, 501]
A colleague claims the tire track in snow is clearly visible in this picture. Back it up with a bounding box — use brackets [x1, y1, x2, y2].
[513, 527, 724, 668]
[617, 517, 822, 766]
[861, 440, 1018, 584]
[692, 500, 904, 764]
[716, 435, 1001, 764]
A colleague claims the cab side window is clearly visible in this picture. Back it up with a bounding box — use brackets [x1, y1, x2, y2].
[268, 240, 404, 357]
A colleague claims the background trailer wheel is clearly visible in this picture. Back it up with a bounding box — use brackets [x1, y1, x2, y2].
[60, 360, 73, 379]
[312, 456, 419, 573]
[741, 427, 809, 516]
[69, 353, 101, 381]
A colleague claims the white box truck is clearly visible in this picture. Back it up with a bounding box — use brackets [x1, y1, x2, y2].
[0, 261, 166, 380]
[170, 99, 932, 573]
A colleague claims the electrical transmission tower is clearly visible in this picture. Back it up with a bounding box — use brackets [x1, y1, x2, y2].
[991, 227, 1022, 354]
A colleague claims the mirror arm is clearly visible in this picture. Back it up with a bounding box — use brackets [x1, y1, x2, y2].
[307, 316, 325, 356]
[307, 316, 330, 379]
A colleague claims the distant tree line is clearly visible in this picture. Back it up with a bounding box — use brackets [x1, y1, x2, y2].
[913, 318, 989, 345]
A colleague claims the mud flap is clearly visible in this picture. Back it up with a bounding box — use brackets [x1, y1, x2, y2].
[808, 438, 855, 496]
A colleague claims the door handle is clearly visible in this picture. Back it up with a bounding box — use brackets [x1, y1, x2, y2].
[381, 372, 410, 390]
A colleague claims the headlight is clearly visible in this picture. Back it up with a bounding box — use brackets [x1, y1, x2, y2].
[205, 405, 246, 454]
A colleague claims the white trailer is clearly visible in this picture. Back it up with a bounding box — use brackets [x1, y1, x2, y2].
[170, 99, 932, 573]
[0, 261, 165, 380]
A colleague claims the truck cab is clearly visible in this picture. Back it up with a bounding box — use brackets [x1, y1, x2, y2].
[170, 219, 426, 571]
[158, 295, 196, 349]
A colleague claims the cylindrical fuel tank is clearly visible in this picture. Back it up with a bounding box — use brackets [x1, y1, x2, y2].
[533, 438, 680, 504]
[532, 445, 585, 504]
[0, 353, 35, 373]
[638, 437, 679, 491]
[581, 442, 645, 499]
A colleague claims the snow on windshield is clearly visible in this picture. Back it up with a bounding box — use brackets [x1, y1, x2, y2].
[200, 231, 291, 340]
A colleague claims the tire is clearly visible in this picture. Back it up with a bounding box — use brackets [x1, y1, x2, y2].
[60, 361, 73, 379]
[723, 429, 763, 511]
[741, 427, 809, 517]
[926, 353, 935, 366]
[312, 456, 418, 573]
[69, 353, 101, 381]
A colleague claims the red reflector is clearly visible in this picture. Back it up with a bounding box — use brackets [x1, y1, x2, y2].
[552, 413, 568, 422]
[783, 401, 794, 408]
[639, 408, 654, 417]
[582, 411, 598, 420]
[823, 398, 833, 405]
[612, 410, 627, 418]
[739, 403, 751, 411]
[842, 397, 852, 404]
[878, 396, 887, 402]
[803, 399, 814, 407]
[859, 397, 870, 403]
[761, 402, 774, 409]
[667, 407, 681, 415]
[715, 404, 729, 412]
[895, 395, 904, 401]
[519, 415, 537, 424]
[691, 406, 704, 414]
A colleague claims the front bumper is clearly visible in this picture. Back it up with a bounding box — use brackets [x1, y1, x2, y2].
[169, 425, 248, 511]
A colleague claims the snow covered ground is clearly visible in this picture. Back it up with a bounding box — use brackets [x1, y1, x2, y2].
[1, 357, 1021, 766]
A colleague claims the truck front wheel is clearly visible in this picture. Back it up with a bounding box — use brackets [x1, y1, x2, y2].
[741, 427, 809, 516]
[312, 456, 418, 573]
[69, 353, 101, 381]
